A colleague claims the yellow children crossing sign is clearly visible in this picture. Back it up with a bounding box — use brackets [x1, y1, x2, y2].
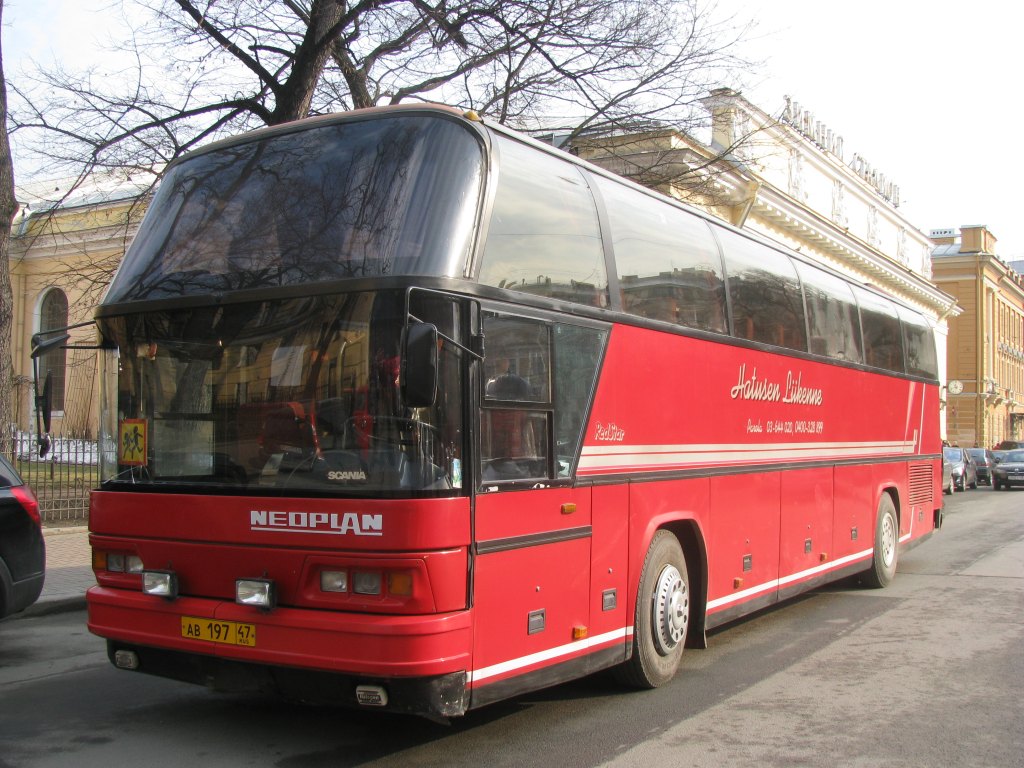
[119, 419, 148, 465]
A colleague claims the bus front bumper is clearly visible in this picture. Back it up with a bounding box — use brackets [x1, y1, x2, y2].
[87, 586, 472, 718]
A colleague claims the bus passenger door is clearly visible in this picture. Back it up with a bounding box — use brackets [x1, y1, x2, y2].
[471, 489, 592, 691]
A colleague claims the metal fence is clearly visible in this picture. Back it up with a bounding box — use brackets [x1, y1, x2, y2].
[11, 433, 97, 525]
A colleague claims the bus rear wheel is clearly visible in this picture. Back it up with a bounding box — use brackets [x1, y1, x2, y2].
[614, 530, 689, 688]
[862, 494, 898, 589]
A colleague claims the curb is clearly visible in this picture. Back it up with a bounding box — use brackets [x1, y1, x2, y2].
[14, 595, 88, 620]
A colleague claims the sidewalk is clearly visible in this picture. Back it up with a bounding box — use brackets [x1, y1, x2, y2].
[20, 525, 94, 617]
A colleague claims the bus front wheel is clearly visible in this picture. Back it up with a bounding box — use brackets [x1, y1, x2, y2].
[614, 530, 689, 689]
[862, 494, 898, 589]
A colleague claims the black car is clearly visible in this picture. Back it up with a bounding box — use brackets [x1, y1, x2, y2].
[0, 455, 45, 618]
[992, 449, 1024, 491]
[967, 448, 997, 486]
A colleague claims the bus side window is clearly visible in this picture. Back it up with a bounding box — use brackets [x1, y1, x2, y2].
[853, 286, 905, 373]
[594, 176, 728, 334]
[481, 315, 552, 481]
[479, 313, 608, 483]
[796, 261, 863, 364]
[898, 306, 938, 379]
[478, 136, 609, 309]
[718, 228, 807, 352]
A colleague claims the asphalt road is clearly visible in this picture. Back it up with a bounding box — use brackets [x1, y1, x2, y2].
[1, 487, 1021, 768]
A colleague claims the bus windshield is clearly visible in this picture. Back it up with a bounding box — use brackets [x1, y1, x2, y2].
[104, 113, 484, 303]
[98, 290, 465, 495]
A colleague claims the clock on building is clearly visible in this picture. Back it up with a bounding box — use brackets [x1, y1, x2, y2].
[947, 380, 964, 395]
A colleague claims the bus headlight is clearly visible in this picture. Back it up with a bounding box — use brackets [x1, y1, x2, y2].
[236, 578, 276, 609]
[142, 570, 178, 599]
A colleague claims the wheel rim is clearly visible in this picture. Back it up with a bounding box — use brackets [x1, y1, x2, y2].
[880, 512, 897, 568]
[651, 564, 688, 655]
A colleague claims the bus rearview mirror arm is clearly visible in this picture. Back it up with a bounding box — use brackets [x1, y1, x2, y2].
[29, 321, 100, 459]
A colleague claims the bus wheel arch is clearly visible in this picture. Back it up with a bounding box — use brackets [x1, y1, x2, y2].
[862, 489, 899, 589]
[614, 522, 707, 689]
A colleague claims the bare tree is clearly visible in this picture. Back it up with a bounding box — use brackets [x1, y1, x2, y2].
[5, 0, 760, 329]
[10, 0, 756, 178]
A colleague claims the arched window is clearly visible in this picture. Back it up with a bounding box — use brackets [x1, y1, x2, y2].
[38, 289, 68, 412]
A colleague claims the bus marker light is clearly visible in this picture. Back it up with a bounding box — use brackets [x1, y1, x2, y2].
[355, 685, 388, 707]
[352, 571, 382, 595]
[820, 552, 829, 562]
[320, 570, 348, 593]
[573, 625, 588, 640]
[733, 578, 743, 589]
[103, 553, 144, 573]
[236, 579, 276, 609]
[387, 572, 413, 596]
[142, 570, 178, 599]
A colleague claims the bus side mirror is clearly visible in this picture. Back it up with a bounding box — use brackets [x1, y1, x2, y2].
[37, 374, 53, 434]
[34, 373, 53, 458]
[401, 322, 439, 408]
[30, 334, 66, 460]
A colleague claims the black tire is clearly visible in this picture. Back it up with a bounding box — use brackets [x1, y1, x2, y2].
[862, 494, 898, 589]
[613, 531, 689, 688]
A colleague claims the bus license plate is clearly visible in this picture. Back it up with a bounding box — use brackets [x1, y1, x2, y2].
[181, 617, 256, 647]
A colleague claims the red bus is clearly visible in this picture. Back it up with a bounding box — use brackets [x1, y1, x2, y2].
[81, 105, 942, 718]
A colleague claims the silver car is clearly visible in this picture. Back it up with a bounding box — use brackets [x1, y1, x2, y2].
[942, 446, 977, 491]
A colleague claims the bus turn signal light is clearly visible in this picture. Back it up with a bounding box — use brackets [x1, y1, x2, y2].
[387, 572, 413, 596]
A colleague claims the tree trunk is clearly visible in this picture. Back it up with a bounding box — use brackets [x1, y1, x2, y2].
[0, 0, 18, 457]
[270, 0, 347, 124]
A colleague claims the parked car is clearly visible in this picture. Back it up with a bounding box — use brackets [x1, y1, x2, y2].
[992, 449, 1024, 490]
[0, 456, 45, 619]
[967, 448, 997, 486]
[942, 453, 955, 495]
[942, 446, 978, 491]
[994, 440, 1022, 450]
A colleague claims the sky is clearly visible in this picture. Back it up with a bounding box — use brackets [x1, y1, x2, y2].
[3, 0, 1022, 261]
[714, 0, 1022, 261]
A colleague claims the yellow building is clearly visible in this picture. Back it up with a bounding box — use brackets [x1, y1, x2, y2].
[930, 226, 1024, 447]
[8, 174, 148, 437]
